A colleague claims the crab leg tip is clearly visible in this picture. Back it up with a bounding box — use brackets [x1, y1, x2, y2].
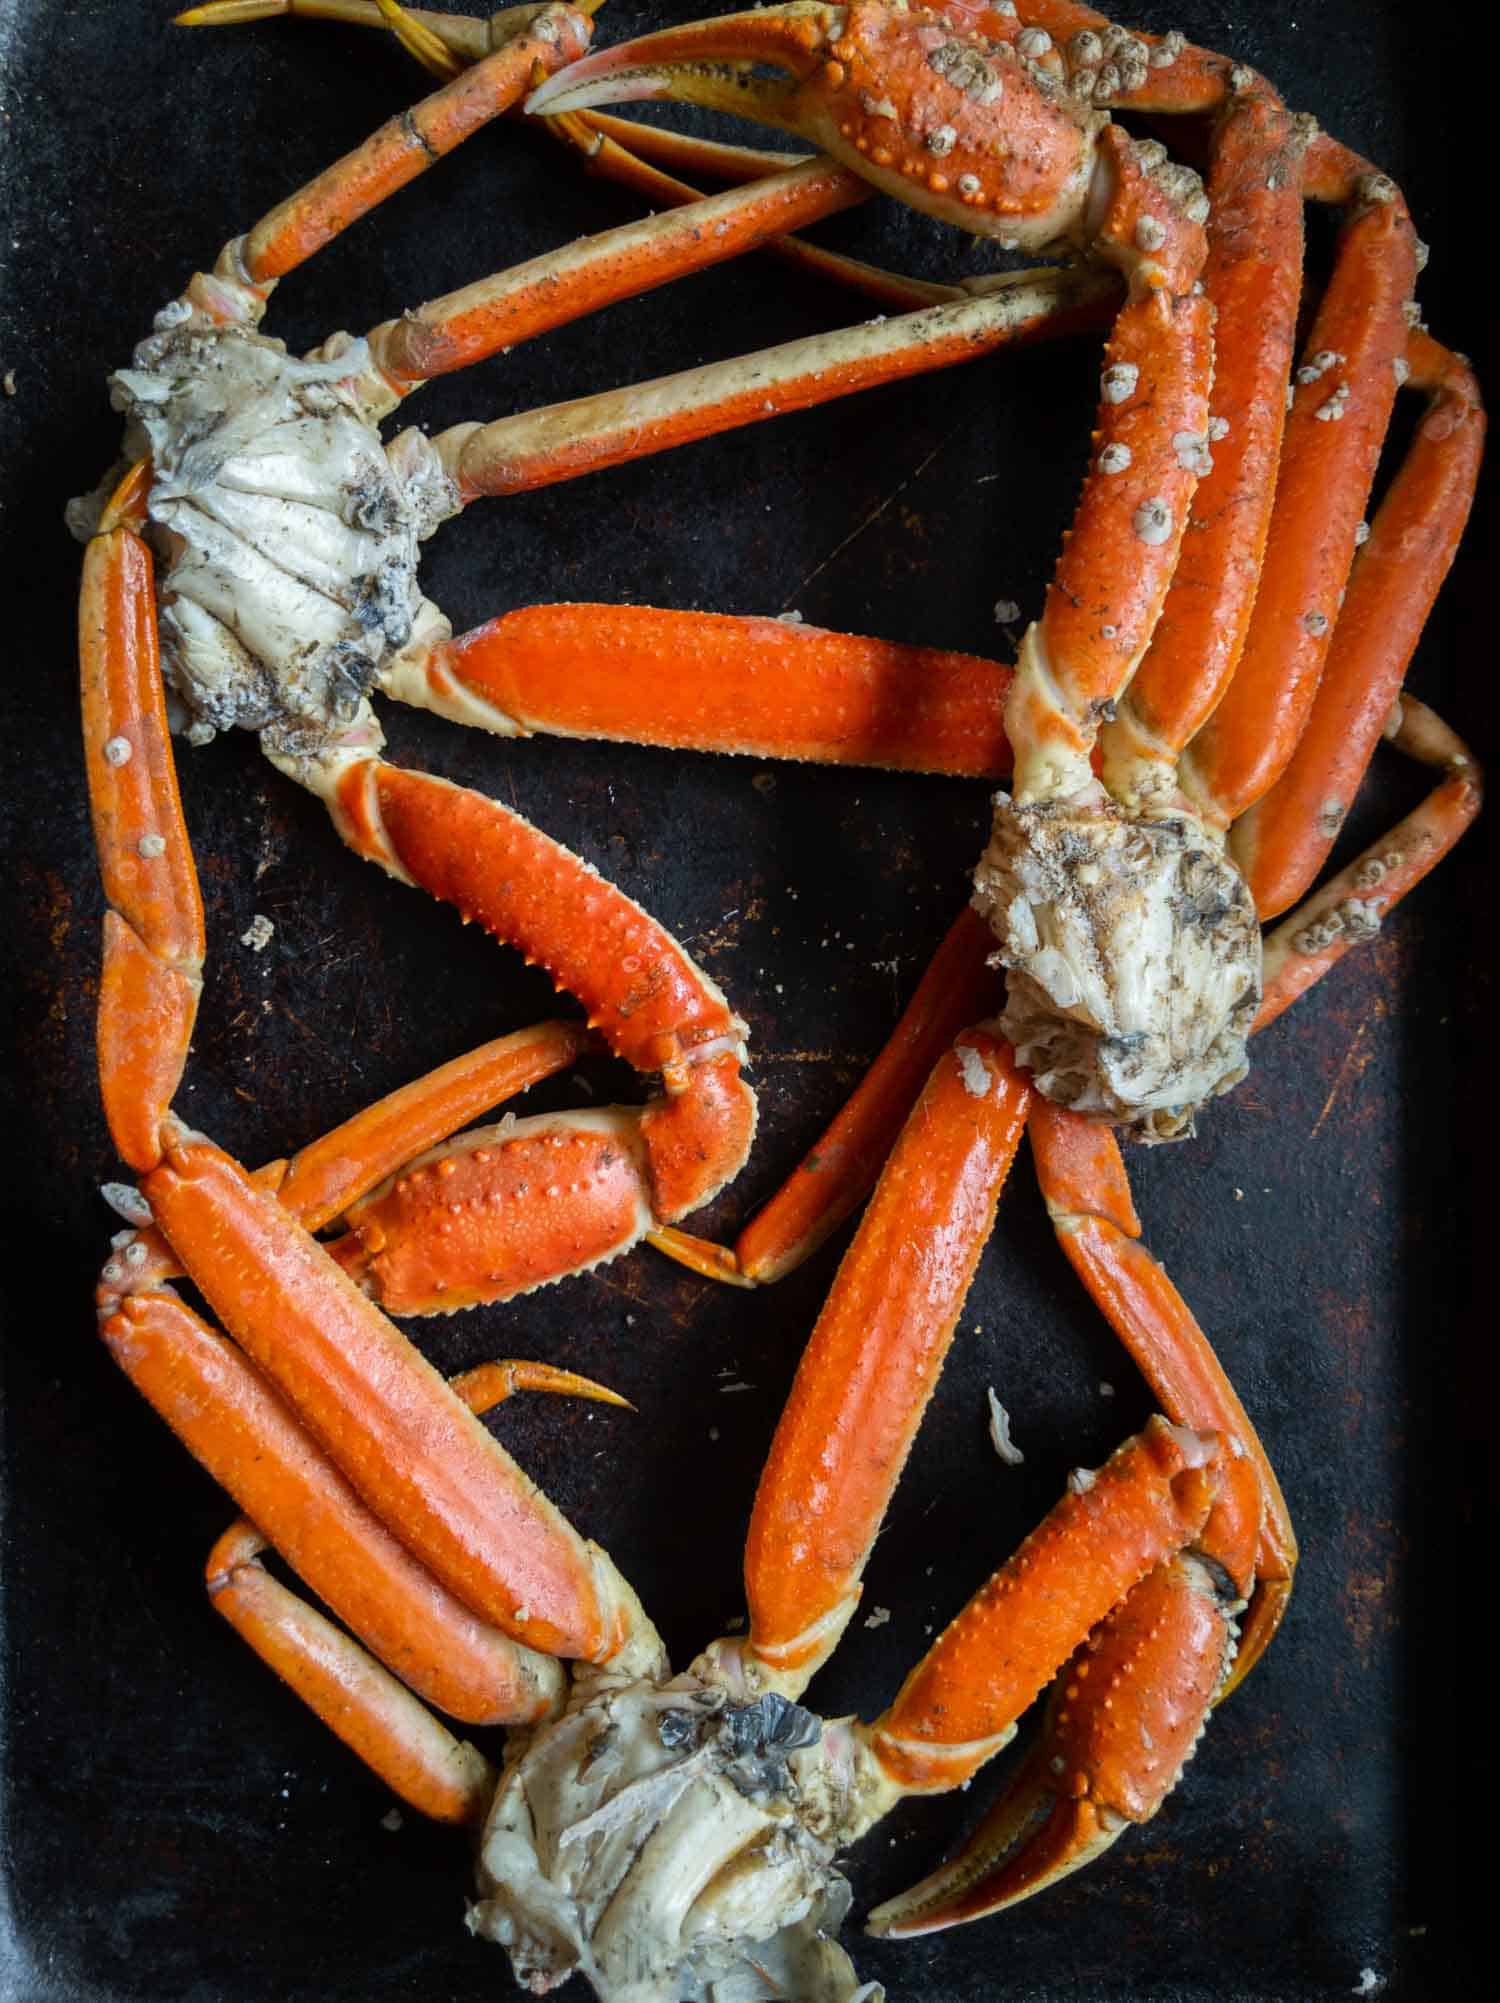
[526, 3, 827, 122]
[174, 0, 284, 24]
[450, 1357, 635, 1414]
[646, 1225, 756, 1288]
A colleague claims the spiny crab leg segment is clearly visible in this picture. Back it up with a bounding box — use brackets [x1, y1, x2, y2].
[423, 604, 1014, 780]
[296, 750, 757, 1309]
[1096, 81, 1304, 800]
[229, 7, 595, 289]
[105, 1019, 594, 1290]
[268, 1019, 595, 1230]
[360, 156, 872, 395]
[543, 108, 973, 314]
[865, 1418, 1226, 1794]
[868, 1538, 1246, 1931]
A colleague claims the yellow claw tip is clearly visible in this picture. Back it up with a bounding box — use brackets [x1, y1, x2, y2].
[591, 1387, 636, 1411]
[174, 0, 285, 25]
[646, 1226, 757, 1289]
[374, 0, 463, 78]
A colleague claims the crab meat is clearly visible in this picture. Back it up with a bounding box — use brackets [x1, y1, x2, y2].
[972, 783, 1262, 1141]
[110, 317, 458, 749]
[471, 1676, 886, 2003]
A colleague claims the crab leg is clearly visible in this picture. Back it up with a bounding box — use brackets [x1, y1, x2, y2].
[140, 1120, 653, 1663]
[423, 267, 1116, 499]
[1098, 82, 1304, 800]
[723, 1028, 1031, 1693]
[81, 467, 206, 1174]
[99, 1282, 569, 1722]
[104, 1021, 593, 1305]
[542, 109, 967, 315]
[219, 4, 593, 291]
[868, 1395, 1258, 1931]
[205, 1520, 497, 1823]
[867, 1542, 1243, 1930]
[361, 157, 871, 392]
[1259, 697, 1481, 1028]
[412, 605, 1014, 778]
[1231, 332, 1484, 914]
[268, 1019, 594, 1229]
[191, 1362, 622, 1810]
[1026, 1097, 1295, 1685]
[1180, 140, 1421, 825]
[863, 1417, 1225, 1791]
[270, 746, 754, 1307]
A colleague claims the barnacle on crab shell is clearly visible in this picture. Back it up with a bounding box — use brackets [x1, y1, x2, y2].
[972, 787, 1262, 1141]
[470, 1675, 884, 2003]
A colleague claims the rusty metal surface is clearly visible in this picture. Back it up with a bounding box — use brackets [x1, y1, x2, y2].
[0, 3, 1486, 1998]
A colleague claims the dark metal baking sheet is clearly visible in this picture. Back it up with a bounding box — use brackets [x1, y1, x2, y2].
[0, 3, 1486, 1998]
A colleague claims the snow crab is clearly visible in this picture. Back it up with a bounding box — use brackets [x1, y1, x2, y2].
[72, 3, 1479, 2001]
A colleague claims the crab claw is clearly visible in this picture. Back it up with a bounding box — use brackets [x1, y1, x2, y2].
[525, 0, 839, 126]
[528, 0, 1106, 253]
[868, 1551, 1239, 1935]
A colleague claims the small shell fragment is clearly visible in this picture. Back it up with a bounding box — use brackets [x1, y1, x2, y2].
[987, 1387, 1025, 1465]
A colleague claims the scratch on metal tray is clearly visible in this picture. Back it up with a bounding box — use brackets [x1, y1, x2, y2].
[1309, 1006, 1382, 1139]
[780, 421, 966, 610]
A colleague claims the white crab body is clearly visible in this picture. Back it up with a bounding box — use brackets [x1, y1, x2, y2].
[109, 315, 458, 750]
[973, 783, 1262, 1141]
[471, 1674, 886, 2003]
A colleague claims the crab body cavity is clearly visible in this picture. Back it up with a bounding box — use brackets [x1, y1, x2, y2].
[973, 787, 1263, 1141]
[471, 1674, 886, 2003]
[110, 318, 458, 751]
